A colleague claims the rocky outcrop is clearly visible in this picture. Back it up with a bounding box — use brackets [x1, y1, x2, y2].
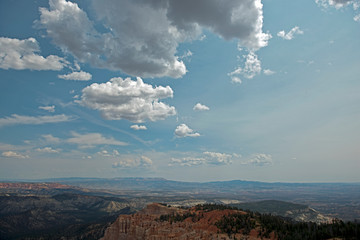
[101, 203, 265, 240]
[284, 207, 331, 223]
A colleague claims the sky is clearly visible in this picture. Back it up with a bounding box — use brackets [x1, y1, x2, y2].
[0, 0, 360, 182]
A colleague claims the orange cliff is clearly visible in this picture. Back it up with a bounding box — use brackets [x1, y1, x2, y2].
[101, 203, 273, 240]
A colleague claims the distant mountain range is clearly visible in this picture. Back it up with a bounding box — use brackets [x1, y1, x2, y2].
[2, 177, 360, 220]
[15, 176, 360, 193]
[1, 179, 359, 239]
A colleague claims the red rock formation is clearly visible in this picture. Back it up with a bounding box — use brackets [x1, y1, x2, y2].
[101, 203, 272, 240]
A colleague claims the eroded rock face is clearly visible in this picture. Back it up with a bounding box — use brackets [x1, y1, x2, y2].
[101, 203, 265, 240]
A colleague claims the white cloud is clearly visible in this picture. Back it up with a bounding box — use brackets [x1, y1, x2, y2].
[242, 153, 273, 166]
[315, 0, 358, 9]
[0, 143, 28, 151]
[170, 157, 206, 167]
[112, 155, 152, 168]
[38, 105, 55, 113]
[58, 71, 92, 81]
[97, 150, 112, 157]
[0, 114, 73, 127]
[230, 76, 242, 84]
[2, 151, 29, 159]
[35, 147, 60, 153]
[199, 35, 207, 41]
[37, 0, 270, 78]
[140, 156, 153, 165]
[41, 134, 61, 143]
[0, 37, 66, 71]
[97, 150, 121, 157]
[316, 1, 360, 22]
[277, 26, 303, 40]
[203, 151, 235, 165]
[66, 132, 128, 147]
[193, 103, 210, 111]
[78, 77, 176, 123]
[174, 124, 200, 138]
[354, 14, 360, 21]
[130, 125, 147, 130]
[170, 151, 240, 166]
[263, 69, 276, 75]
[229, 51, 261, 79]
[180, 50, 193, 59]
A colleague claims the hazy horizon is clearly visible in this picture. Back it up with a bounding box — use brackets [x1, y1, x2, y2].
[1, 0, 360, 182]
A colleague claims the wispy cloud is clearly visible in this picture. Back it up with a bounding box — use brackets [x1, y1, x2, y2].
[58, 71, 92, 81]
[170, 152, 240, 166]
[35, 147, 60, 153]
[38, 105, 55, 113]
[0, 114, 73, 127]
[263, 69, 276, 75]
[277, 26, 303, 40]
[66, 132, 128, 148]
[315, 0, 360, 22]
[2, 151, 29, 159]
[170, 157, 206, 167]
[315, 0, 358, 9]
[112, 155, 152, 168]
[242, 153, 273, 166]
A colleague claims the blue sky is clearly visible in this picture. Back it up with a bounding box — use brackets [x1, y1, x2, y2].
[1, 0, 359, 182]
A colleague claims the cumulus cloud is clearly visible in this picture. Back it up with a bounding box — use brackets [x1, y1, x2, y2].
[170, 157, 206, 167]
[130, 125, 147, 130]
[78, 77, 176, 123]
[277, 26, 304, 40]
[203, 151, 235, 165]
[230, 76, 242, 84]
[242, 153, 273, 166]
[66, 132, 128, 148]
[316, 0, 360, 21]
[112, 155, 152, 168]
[174, 124, 200, 138]
[38, 105, 55, 112]
[37, 0, 270, 78]
[35, 147, 60, 153]
[58, 71, 92, 81]
[170, 151, 240, 166]
[315, 0, 358, 9]
[0, 37, 66, 71]
[229, 51, 261, 80]
[193, 103, 210, 111]
[0, 114, 73, 127]
[263, 69, 276, 75]
[2, 151, 29, 159]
